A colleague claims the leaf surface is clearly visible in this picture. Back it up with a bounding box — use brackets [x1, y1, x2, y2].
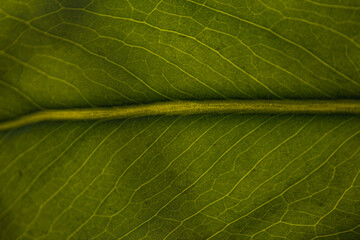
[0, 0, 360, 239]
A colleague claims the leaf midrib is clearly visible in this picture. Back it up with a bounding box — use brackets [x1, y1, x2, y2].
[1, 99, 360, 131]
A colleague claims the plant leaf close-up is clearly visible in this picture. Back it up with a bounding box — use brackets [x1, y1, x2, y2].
[0, 0, 360, 239]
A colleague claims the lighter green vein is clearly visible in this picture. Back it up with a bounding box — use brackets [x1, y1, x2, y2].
[62, 7, 352, 97]
[204, 27, 330, 97]
[156, 7, 321, 96]
[145, 0, 164, 21]
[0, 9, 174, 101]
[0, 78, 44, 110]
[311, 225, 360, 240]
[162, 115, 294, 239]
[1, 100, 360, 131]
[103, 115, 233, 218]
[39, 30, 174, 101]
[162, 74, 198, 98]
[186, 0, 360, 88]
[203, 117, 316, 212]
[304, 0, 360, 10]
[62, 22, 228, 99]
[258, 0, 360, 48]
[314, 155, 360, 228]
[208, 128, 360, 239]
[38, 54, 140, 104]
[51, 117, 166, 239]
[67, 119, 181, 239]
[0, 123, 66, 177]
[249, 117, 356, 238]
[59, 8, 270, 98]
[41, 119, 129, 237]
[0, 122, 99, 221]
[117, 115, 278, 239]
[345, 45, 359, 71]
[154, 8, 282, 98]
[283, 16, 360, 48]
[63, 116, 198, 238]
[1, 52, 96, 108]
[17, 121, 124, 240]
[107, 36, 228, 99]
[258, 43, 359, 95]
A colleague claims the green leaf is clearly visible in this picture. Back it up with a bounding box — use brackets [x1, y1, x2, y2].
[0, 0, 360, 239]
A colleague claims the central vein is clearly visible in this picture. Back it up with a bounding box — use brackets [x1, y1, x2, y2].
[1, 100, 360, 131]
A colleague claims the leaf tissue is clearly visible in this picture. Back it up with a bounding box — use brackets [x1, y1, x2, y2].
[0, 0, 360, 239]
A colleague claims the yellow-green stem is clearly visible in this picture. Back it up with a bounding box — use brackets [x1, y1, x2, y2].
[1, 100, 360, 131]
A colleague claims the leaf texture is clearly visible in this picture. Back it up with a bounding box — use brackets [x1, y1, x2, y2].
[0, 0, 360, 239]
